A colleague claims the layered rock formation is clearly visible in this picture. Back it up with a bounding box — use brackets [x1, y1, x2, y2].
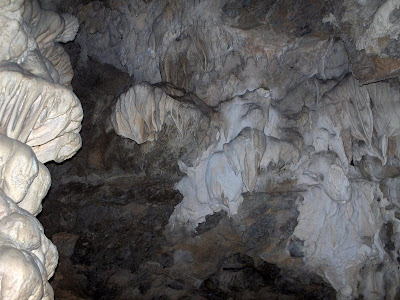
[0, 0, 82, 299]
[30, 0, 400, 299]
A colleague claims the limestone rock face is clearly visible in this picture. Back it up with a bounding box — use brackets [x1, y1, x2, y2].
[348, 0, 400, 57]
[0, 0, 82, 299]
[112, 86, 271, 228]
[53, 0, 400, 84]
[36, 0, 400, 299]
[338, 0, 400, 82]
[54, 0, 349, 106]
[103, 2, 400, 297]
[111, 76, 400, 299]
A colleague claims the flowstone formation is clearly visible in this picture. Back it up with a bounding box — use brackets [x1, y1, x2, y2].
[103, 1, 400, 298]
[37, 0, 400, 299]
[112, 84, 272, 228]
[0, 0, 83, 299]
[112, 77, 400, 299]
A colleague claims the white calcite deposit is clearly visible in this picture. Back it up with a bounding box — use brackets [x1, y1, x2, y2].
[0, 0, 83, 299]
[112, 75, 400, 298]
[51, 0, 400, 298]
[111, 82, 205, 145]
[355, 0, 400, 56]
[112, 86, 272, 229]
[0, 190, 58, 300]
[0, 65, 83, 163]
[0, 134, 50, 216]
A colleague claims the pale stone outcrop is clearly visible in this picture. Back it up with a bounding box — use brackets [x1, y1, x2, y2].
[0, 0, 83, 164]
[0, 190, 58, 300]
[0, 134, 50, 216]
[0, 0, 82, 299]
[292, 77, 400, 299]
[0, 65, 83, 163]
[294, 172, 386, 299]
[111, 82, 205, 145]
[23, 0, 79, 87]
[0, 134, 59, 300]
[354, 0, 400, 56]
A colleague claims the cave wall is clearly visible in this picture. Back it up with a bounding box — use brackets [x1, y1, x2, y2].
[2, 0, 400, 299]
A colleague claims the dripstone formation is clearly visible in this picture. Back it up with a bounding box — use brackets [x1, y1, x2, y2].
[0, 0, 83, 299]
[2, 0, 400, 299]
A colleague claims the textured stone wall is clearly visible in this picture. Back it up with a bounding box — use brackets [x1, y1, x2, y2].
[34, 0, 400, 299]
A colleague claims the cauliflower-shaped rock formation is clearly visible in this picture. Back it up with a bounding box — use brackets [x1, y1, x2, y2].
[0, 134, 50, 216]
[0, 190, 58, 300]
[0, 0, 83, 299]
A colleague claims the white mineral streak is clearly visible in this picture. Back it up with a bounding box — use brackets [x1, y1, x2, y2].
[356, 0, 400, 55]
[0, 0, 82, 299]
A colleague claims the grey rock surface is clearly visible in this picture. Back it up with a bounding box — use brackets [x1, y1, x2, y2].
[36, 0, 400, 299]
